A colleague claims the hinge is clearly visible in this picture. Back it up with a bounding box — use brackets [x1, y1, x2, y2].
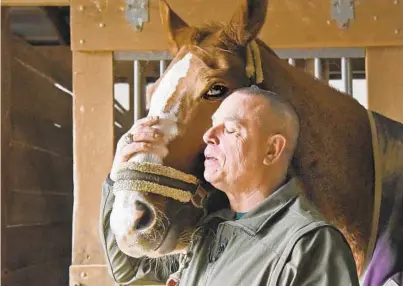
[125, 0, 149, 31]
[331, 0, 355, 29]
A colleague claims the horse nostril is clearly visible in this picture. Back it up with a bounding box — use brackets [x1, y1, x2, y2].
[134, 201, 154, 231]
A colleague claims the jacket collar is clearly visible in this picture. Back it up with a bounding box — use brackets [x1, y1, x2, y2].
[201, 178, 300, 235]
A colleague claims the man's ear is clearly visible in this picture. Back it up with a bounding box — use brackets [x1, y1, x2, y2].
[159, 0, 199, 55]
[222, 0, 268, 45]
[263, 134, 286, 166]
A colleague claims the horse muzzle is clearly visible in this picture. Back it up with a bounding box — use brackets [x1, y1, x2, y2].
[110, 162, 208, 257]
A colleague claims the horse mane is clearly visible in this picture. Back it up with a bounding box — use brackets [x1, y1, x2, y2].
[255, 38, 280, 58]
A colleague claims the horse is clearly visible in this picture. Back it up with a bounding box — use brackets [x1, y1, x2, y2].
[110, 0, 403, 285]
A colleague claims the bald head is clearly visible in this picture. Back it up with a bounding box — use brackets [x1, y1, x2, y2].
[233, 86, 300, 161]
[203, 86, 300, 201]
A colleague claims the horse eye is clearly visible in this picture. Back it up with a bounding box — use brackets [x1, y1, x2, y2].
[203, 85, 228, 100]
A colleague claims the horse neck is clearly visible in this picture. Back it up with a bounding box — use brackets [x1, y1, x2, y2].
[255, 39, 363, 118]
[255, 40, 375, 273]
[255, 39, 372, 164]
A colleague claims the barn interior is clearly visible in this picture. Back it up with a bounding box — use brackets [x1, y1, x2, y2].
[1, 1, 402, 285]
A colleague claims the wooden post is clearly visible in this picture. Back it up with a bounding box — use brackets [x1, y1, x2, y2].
[1, 7, 11, 278]
[304, 59, 315, 76]
[1, 0, 69, 5]
[322, 60, 330, 82]
[367, 47, 403, 123]
[69, 51, 114, 285]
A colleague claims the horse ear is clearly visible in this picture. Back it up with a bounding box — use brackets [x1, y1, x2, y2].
[223, 0, 268, 45]
[159, 0, 196, 55]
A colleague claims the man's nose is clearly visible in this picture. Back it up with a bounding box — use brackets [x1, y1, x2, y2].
[203, 126, 218, 145]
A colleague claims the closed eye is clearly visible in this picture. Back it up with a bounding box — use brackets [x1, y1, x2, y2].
[224, 128, 236, 134]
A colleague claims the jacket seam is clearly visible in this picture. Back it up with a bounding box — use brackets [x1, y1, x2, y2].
[100, 183, 121, 283]
[288, 207, 322, 224]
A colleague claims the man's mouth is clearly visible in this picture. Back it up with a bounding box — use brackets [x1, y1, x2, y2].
[205, 154, 218, 161]
[204, 154, 219, 168]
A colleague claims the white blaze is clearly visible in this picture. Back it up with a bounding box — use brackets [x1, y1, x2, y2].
[148, 53, 192, 117]
[130, 53, 193, 165]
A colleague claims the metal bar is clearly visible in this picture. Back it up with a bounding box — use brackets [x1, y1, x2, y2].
[115, 51, 172, 61]
[276, 48, 365, 59]
[133, 60, 143, 121]
[341, 57, 353, 95]
[115, 48, 365, 61]
[314, 58, 322, 79]
[159, 60, 167, 76]
[288, 58, 296, 66]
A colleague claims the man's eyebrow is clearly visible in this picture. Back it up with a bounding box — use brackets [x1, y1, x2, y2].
[211, 115, 243, 125]
[223, 116, 242, 123]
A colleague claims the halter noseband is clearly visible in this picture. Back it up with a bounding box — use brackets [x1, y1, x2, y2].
[113, 162, 208, 208]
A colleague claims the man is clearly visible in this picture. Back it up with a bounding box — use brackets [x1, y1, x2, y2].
[101, 86, 359, 285]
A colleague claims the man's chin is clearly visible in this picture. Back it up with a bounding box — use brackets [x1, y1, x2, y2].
[204, 171, 216, 183]
[204, 172, 223, 189]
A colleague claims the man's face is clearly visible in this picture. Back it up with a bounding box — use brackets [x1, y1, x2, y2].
[203, 92, 270, 190]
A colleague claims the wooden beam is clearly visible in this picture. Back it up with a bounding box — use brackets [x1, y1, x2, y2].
[71, 0, 403, 51]
[34, 46, 72, 72]
[3, 259, 70, 286]
[12, 34, 72, 90]
[367, 47, 403, 123]
[70, 265, 163, 286]
[11, 111, 73, 157]
[304, 59, 330, 82]
[70, 265, 114, 286]
[8, 143, 73, 196]
[41, 7, 70, 45]
[71, 51, 113, 268]
[5, 223, 72, 271]
[11, 57, 72, 127]
[1, 0, 69, 6]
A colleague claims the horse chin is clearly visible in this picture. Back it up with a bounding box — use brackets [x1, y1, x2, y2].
[117, 238, 188, 259]
[150, 224, 195, 257]
[115, 223, 192, 258]
[155, 221, 184, 255]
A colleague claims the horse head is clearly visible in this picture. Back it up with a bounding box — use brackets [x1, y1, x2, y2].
[110, 0, 270, 258]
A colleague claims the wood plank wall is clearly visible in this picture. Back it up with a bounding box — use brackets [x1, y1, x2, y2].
[1, 9, 73, 286]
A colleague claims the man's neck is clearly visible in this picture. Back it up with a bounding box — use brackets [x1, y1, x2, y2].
[225, 176, 286, 213]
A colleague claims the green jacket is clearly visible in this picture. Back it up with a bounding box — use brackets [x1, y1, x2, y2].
[100, 177, 359, 285]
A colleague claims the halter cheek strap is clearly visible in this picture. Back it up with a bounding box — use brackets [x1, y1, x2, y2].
[245, 41, 264, 84]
